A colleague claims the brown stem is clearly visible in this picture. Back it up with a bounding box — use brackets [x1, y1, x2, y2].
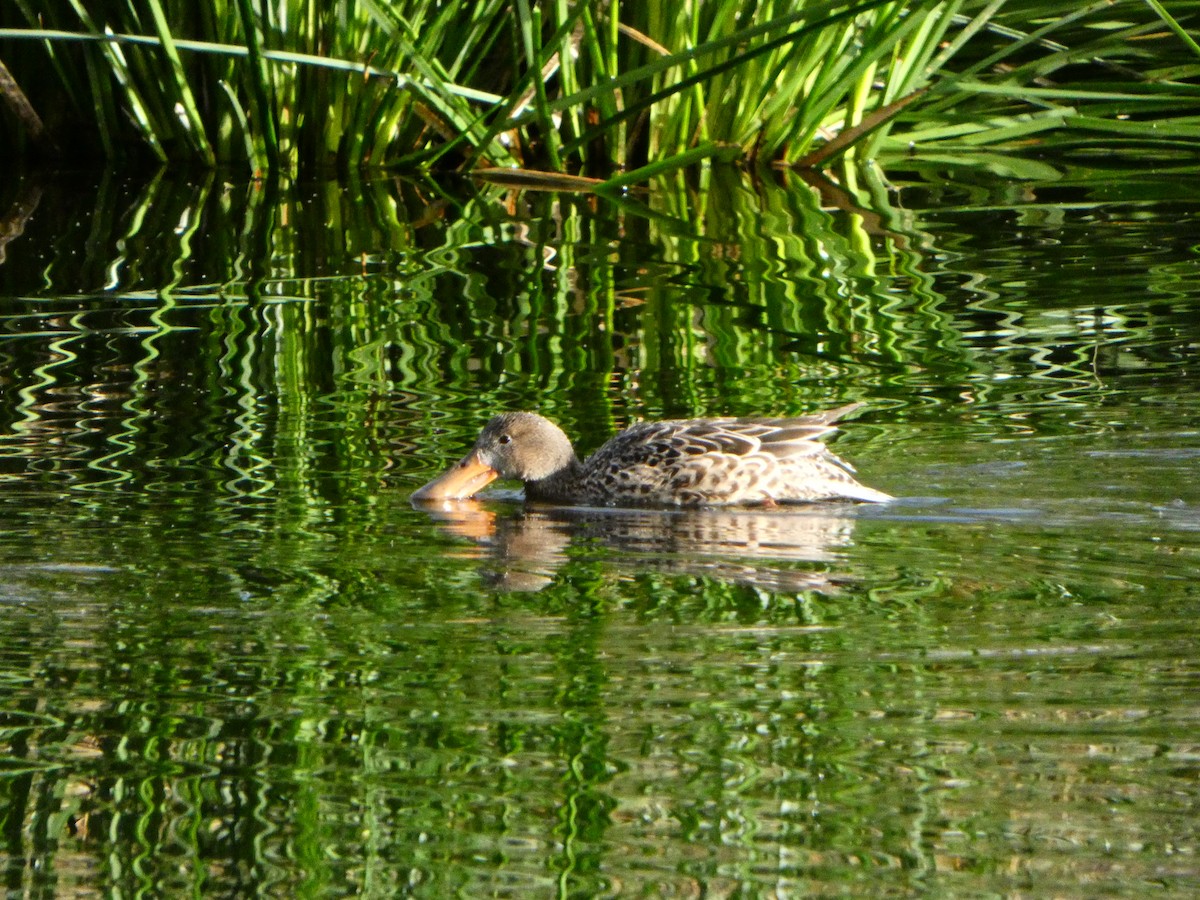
[0, 56, 58, 157]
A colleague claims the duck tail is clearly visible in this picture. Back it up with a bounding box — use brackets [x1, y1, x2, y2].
[839, 482, 893, 503]
[808, 402, 866, 424]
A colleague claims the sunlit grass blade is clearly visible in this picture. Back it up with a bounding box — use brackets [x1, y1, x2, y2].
[458, 5, 590, 171]
[355, 0, 522, 168]
[896, 107, 1076, 146]
[514, 0, 562, 170]
[595, 142, 740, 193]
[217, 79, 263, 172]
[1, 0, 1197, 175]
[556, 1, 902, 165]
[59, 1, 169, 162]
[144, 0, 214, 164]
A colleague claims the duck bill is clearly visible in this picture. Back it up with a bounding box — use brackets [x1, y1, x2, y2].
[411, 450, 499, 501]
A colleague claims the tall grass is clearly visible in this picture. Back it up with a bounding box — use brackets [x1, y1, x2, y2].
[1, 1, 1196, 180]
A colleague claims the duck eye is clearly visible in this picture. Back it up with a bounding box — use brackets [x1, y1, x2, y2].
[498, 434, 512, 445]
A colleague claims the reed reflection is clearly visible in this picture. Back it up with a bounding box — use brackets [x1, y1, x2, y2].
[416, 498, 864, 592]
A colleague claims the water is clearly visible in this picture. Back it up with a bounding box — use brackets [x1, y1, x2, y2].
[1, 164, 1198, 896]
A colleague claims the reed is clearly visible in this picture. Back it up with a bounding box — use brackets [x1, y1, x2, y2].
[0, 1, 1195, 179]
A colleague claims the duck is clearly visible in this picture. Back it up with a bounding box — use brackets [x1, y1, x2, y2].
[411, 403, 891, 507]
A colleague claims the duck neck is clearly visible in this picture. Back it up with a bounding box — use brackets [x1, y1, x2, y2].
[524, 456, 585, 503]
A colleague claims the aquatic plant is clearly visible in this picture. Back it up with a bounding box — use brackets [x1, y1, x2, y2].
[0, 1, 1197, 181]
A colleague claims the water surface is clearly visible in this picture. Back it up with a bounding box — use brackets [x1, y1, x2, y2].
[1, 165, 1198, 896]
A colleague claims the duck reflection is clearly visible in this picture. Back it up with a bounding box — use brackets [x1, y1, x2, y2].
[416, 498, 865, 592]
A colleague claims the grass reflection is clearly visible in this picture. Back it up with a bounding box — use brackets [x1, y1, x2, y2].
[3, 163, 1200, 502]
[1, 163, 1199, 893]
[1, 489, 1198, 894]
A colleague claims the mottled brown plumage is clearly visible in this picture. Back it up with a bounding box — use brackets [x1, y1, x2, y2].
[412, 404, 892, 507]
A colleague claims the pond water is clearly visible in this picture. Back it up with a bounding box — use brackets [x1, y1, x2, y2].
[1, 163, 1198, 896]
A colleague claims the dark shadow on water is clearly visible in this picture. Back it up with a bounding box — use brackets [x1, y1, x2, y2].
[415, 496, 871, 593]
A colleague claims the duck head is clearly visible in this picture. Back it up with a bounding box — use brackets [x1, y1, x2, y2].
[411, 412, 578, 501]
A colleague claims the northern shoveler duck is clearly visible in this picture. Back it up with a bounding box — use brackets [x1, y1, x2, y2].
[412, 403, 892, 507]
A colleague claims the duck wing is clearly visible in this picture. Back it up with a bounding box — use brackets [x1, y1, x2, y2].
[580, 407, 888, 506]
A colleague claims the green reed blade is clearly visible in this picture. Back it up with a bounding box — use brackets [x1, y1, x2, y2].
[10, 0, 88, 115]
[233, 0, 279, 171]
[459, 4, 589, 171]
[557, 2, 894, 161]
[2, 0, 1197, 172]
[594, 142, 740, 193]
[59, 2, 168, 161]
[515, 0, 563, 170]
[81, 47, 120, 160]
[795, 89, 930, 168]
[217, 78, 265, 171]
[356, 0, 522, 167]
[144, 0, 214, 164]
[1143, 0, 1200, 60]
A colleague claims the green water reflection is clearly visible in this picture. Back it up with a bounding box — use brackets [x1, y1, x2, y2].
[1, 165, 1198, 896]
